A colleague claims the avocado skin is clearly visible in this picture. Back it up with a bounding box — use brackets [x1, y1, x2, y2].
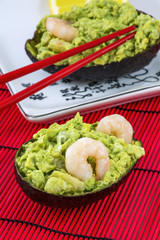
[25, 39, 160, 81]
[14, 157, 137, 208]
[14, 139, 140, 208]
[25, 10, 160, 81]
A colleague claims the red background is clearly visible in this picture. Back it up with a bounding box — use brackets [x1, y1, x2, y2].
[1, 82, 160, 240]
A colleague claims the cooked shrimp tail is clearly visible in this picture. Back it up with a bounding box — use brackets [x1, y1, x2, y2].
[65, 137, 110, 181]
[46, 17, 77, 42]
[96, 114, 133, 144]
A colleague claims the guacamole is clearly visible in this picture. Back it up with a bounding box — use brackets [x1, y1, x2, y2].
[26, 0, 160, 67]
[15, 113, 145, 196]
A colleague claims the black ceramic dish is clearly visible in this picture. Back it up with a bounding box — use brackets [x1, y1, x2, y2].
[25, 11, 160, 81]
[14, 139, 140, 208]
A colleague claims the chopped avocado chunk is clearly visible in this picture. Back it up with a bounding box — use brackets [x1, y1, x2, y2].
[31, 170, 45, 190]
[50, 171, 85, 192]
[45, 177, 71, 194]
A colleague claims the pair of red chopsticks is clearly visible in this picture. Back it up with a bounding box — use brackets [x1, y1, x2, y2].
[0, 26, 136, 111]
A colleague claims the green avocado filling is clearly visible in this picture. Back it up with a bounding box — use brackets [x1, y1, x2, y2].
[26, 0, 160, 66]
[15, 113, 145, 196]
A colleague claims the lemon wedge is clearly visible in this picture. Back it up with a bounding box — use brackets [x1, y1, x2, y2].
[49, 0, 129, 14]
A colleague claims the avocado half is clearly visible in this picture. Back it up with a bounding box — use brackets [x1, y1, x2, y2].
[25, 11, 160, 81]
[14, 139, 141, 208]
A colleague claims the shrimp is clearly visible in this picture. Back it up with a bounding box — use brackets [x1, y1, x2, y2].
[65, 137, 110, 181]
[46, 17, 77, 42]
[96, 114, 133, 144]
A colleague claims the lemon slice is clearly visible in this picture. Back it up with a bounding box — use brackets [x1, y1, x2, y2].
[49, 0, 89, 14]
[116, 0, 129, 3]
[49, 0, 129, 14]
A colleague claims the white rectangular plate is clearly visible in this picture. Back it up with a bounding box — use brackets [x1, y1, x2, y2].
[0, 0, 159, 123]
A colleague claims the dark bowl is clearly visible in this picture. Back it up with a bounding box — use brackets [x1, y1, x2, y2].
[14, 139, 140, 208]
[25, 11, 160, 81]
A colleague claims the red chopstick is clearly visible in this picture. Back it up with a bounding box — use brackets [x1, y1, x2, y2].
[0, 25, 135, 84]
[0, 30, 136, 111]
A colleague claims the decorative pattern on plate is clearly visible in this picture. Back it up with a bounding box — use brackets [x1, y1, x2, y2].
[20, 67, 159, 102]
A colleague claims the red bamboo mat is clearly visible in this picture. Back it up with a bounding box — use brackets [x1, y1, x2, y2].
[0, 83, 160, 240]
